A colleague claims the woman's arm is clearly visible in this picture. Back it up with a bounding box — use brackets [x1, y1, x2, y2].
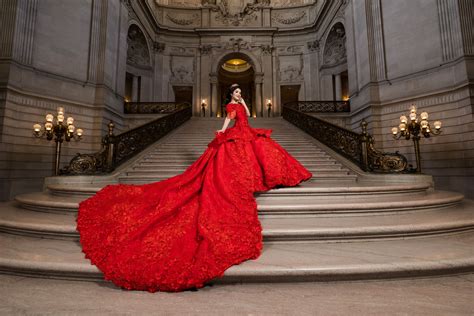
[216, 117, 231, 133]
[240, 98, 251, 117]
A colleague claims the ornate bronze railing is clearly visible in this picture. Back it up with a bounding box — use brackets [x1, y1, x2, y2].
[61, 103, 192, 175]
[282, 104, 409, 173]
[285, 100, 350, 113]
[124, 101, 190, 114]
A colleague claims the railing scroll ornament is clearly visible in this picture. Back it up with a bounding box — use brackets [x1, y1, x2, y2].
[61, 103, 192, 175]
[282, 102, 409, 173]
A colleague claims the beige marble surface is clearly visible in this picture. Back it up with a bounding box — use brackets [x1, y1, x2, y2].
[0, 273, 472, 315]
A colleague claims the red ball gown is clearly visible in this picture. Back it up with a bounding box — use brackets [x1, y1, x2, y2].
[77, 102, 312, 292]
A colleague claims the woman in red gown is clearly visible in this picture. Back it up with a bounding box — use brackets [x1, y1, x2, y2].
[77, 84, 312, 292]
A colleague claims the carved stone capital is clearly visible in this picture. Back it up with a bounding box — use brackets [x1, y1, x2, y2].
[261, 44, 274, 55]
[200, 44, 213, 55]
[307, 40, 320, 52]
[153, 41, 166, 53]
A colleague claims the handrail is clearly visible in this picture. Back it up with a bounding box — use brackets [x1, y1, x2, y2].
[282, 104, 409, 173]
[61, 103, 192, 175]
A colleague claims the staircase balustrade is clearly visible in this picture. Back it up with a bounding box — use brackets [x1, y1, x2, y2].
[284, 100, 350, 113]
[282, 102, 409, 173]
[61, 103, 192, 175]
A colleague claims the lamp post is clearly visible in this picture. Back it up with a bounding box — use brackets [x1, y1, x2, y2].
[33, 107, 83, 175]
[391, 105, 441, 173]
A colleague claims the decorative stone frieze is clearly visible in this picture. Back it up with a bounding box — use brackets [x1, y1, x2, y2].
[272, 11, 306, 25]
[261, 45, 273, 55]
[170, 56, 194, 83]
[307, 40, 320, 52]
[153, 41, 166, 53]
[277, 45, 303, 55]
[278, 55, 304, 82]
[166, 13, 200, 26]
[207, 0, 266, 26]
[200, 44, 213, 55]
[225, 38, 251, 51]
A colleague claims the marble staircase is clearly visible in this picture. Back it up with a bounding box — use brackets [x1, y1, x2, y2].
[0, 117, 473, 283]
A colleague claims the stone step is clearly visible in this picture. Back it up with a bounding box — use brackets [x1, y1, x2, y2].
[0, 232, 472, 282]
[46, 182, 429, 198]
[125, 168, 350, 177]
[142, 152, 330, 159]
[132, 161, 342, 170]
[129, 165, 344, 174]
[137, 156, 337, 163]
[1, 201, 472, 241]
[118, 173, 357, 184]
[257, 190, 464, 215]
[14, 189, 461, 215]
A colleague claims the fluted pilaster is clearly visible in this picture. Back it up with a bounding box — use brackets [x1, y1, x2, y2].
[365, 0, 386, 82]
[87, 0, 108, 83]
[437, 0, 463, 61]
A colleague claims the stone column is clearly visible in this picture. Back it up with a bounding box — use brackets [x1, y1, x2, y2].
[210, 74, 218, 117]
[334, 73, 342, 100]
[254, 74, 263, 117]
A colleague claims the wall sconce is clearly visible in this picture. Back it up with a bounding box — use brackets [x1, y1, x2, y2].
[201, 99, 208, 117]
[391, 104, 442, 173]
[266, 99, 272, 117]
[33, 106, 83, 176]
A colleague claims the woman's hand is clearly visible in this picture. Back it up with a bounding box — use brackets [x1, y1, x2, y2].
[240, 98, 251, 117]
[216, 129, 225, 134]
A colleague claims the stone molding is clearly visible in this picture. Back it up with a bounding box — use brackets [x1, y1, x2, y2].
[151, 0, 317, 29]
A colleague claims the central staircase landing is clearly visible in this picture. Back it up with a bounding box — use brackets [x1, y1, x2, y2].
[0, 117, 472, 284]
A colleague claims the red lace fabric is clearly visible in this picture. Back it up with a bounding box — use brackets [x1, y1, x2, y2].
[77, 103, 312, 292]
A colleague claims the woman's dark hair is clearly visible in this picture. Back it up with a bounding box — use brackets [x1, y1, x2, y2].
[224, 83, 240, 104]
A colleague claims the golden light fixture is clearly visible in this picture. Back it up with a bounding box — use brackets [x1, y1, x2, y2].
[221, 58, 251, 73]
[266, 99, 272, 117]
[33, 107, 83, 175]
[391, 104, 441, 173]
[201, 99, 208, 116]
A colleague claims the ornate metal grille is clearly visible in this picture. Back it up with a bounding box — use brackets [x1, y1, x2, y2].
[124, 102, 190, 114]
[284, 101, 350, 113]
[282, 105, 409, 173]
[62, 104, 192, 175]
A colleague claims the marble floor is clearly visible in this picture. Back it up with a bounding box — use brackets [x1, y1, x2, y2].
[1, 274, 472, 315]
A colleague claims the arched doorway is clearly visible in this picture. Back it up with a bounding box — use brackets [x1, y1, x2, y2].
[216, 53, 256, 117]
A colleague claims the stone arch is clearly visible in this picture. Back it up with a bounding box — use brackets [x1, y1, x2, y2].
[124, 23, 153, 103]
[320, 21, 349, 101]
[126, 23, 151, 68]
[322, 22, 347, 68]
[212, 50, 262, 74]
